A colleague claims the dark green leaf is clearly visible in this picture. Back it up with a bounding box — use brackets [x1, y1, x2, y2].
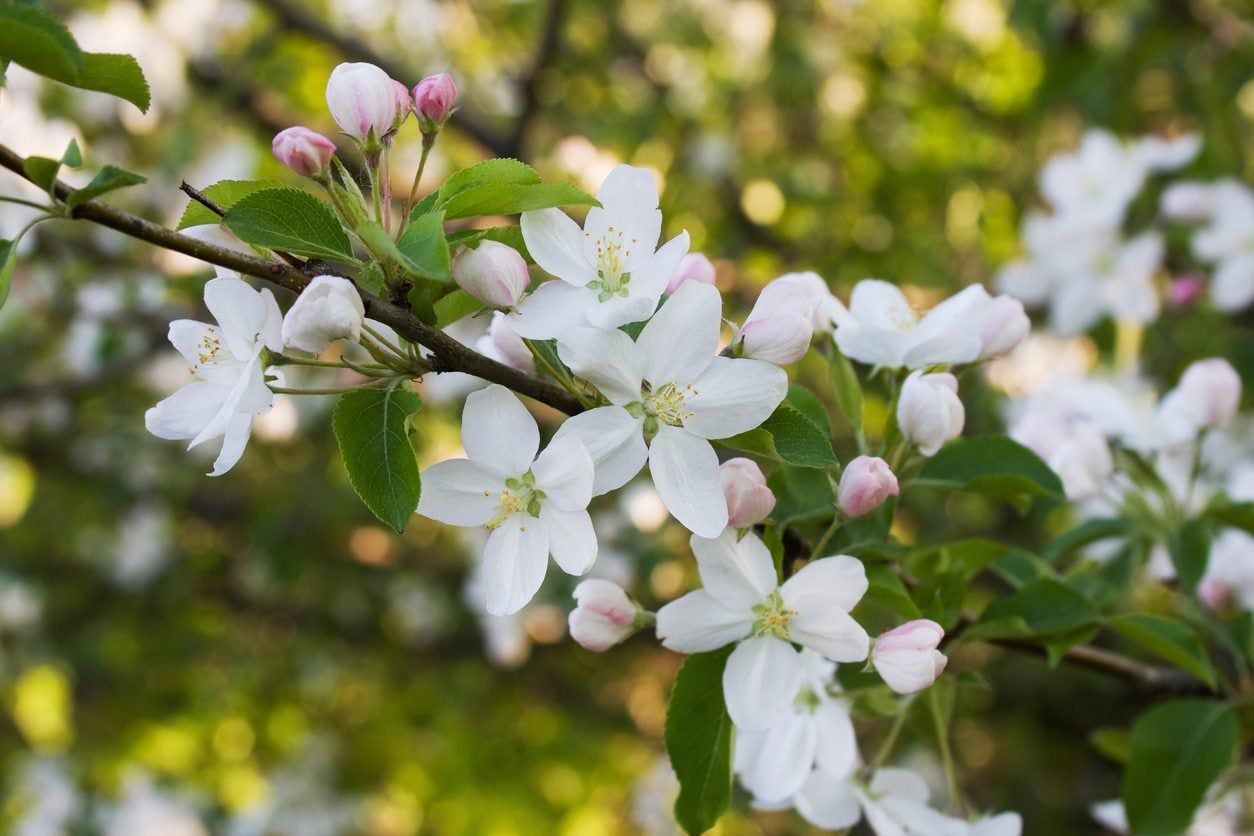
[1208, 500, 1254, 535]
[397, 210, 451, 281]
[177, 180, 291, 229]
[440, 182, 598, 221]
[785, 385, 830, 437]
[1043, 517, 1132, 563]
[965, 578, 1098, 640]
[915, 435, 1064, 504]
[767, 467, 835, 524]
[332, 386, 424, 533]
[76, 52, 150, 113]
[721, 403, 838, 468]
[0, 3, 83, 85]
[65, 165, 146, 208]
[1122, 700, 1238, 836]
[860, 562, 922, 625]
[989, 549, 1057, 589]
[1090, 727, 1131, 764]
[224, 187, 353, 262]
[0, 237, 15, 310]
[22, 156, 60, 192]
[60, 138, 81, 168]
[665, 647, 734, 836]
[1169, 518, 1211, 593]
[1108, 613, 1217, 688]
[446, 226, 532, 262]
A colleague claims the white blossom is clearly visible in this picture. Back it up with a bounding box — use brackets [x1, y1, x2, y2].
[281, 275, 364, 355]
[898, 371, 965, 457]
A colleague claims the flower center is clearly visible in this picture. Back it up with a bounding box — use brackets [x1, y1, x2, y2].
[191, 327, 226, 374]
[629, 381, 698, 435]
[585, 227, 637, 301]
[486, 470, 546, 530]
[751, 590, 795, 640]
[794, 686, 822, 712]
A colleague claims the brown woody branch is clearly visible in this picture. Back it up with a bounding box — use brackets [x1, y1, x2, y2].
[0, 142, 585, 416]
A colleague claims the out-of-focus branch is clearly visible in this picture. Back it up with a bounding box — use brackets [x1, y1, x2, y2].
[503, 0, 570, 159]
[0, 142, 585, 416]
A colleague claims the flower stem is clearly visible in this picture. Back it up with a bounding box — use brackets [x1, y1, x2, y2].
[869, 696, 914, 773]
[928, 687, 963, 814]
[810, 513, 843, 559]
[524, 339, 595, 408]
[401, 133, 435, 235]
[270, 379, 394, 396]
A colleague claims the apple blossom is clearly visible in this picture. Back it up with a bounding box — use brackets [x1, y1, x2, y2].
[720, 458, 775, 528]
[665, 252, 716, 294]
[551, 281, 787, 536]
[655, 528, 870, 729]
[568, 579, 648, 651]
[1158, 358, 1241, 441]
[280, 275, 365, 355]
[1039, 129, 1149, 229]
[416, 385, 597, 616]
[271, 127, 336, 178]
[872, 619, 948, 694]
[1049, 232, 1163, 334]
[475, 312, 534, 373]
[1134, 133, 1201, 172]
[1161, 181, 1217, 222]
[508, 165, 690, 338]
[790, 767, 972, 835]
[734, 650, 858, 804]
[733, 275, 820, 365]
[451, 241, 530, 309]
[832, 280, 985, 369]
[837, 455, 899, 518]
[145, 275, 282, 476]
[898, 371, 965, 457]
[325, 62, 402, 144]
[413, 72, 458, 133]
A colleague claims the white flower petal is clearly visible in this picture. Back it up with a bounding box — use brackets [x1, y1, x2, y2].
[684, 357, 788, 439]
[189, 353, 270, 448]
[531, 437, 594, 510]
[540, 506, 598, 576]
[791, 609, 870, 664]
[584, 165, 662, 271]
[168, 319, 219, 369]
[690, 528, 777, 610]
[1213, 252, 1254, 312]
[145, 382, 229, 441]
[969, 812, 1024, 836]
[648, 424, 728, 537]
[521, 208, 593, 286]
[782, 554, 870, 612]
[416, 459, 501, 526]
[870, 767, 930, 803]
[507, 280, 595, 340]
[835, 325, 908, 368]
[902, 332, 982, 368]
[655, 590, 751, 652]
[735, 712, 817, 804]
[849, 280, 914, 330]
[629, 231, 691, 300]
[814, 700, 860, 779]
[636, 281, 721, 386]
[723, 636, 804, 730]
[203, 277, 269, 359]
[556, 327, 645, 405]
[209, 412, 253, 476]
[481, 513, 551, 616]
[551, 406, 648, 495]
[795, 769, 862, 831]
[258, 288, 284, 352]
[461, 384, 539, 475]
[582, 294, 659, 331]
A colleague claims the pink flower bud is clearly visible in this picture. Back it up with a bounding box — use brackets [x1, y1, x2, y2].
[872, 619, 947, 694]
[666, 253, 716, 294]
[898, 371, 965, 457]
[451, 241, 530, 309]
[735, 277, 820, 365]
[391, 79, 412, 129]
[476, 312, 534, 373]
[977, 295, 1030, 360]
[569, 579, 639, 651]
[719, 458, 776, 528]
[413, 72, 458, 132]
[837, 455, 899, 518]
[271, 127, 336, 178]
[1173, 358, 1242, 428]
[1168, 275, 1205, 308]
[326, 62, 401, 143]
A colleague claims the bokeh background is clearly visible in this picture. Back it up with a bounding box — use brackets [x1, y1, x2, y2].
[0, 0, 1251, 832]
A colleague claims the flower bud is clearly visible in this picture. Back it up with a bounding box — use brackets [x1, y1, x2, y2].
[326, 62, 401, 144]
[1167, 275, 1205, 308]
[271, 127, 336, 178]
[665, 252, 716, 294]
[898, 371, 964, 457]
[1176, 358, 1241, 427]
[838, 455, 899, 518]
[872, 619, 947, 695]
[413, 72, 458, 133]
[452, 241, 530, 309]
[391, 79, 412, 130]
[1160, 181, 1214, 222]
[476, 312, 534, 373]
[734, 277, 821, 365]
[569, 579, 642, 652]
[976, 295, 1030, 360]
[719, 458, 775, 528]
[281, 275, 365, 355]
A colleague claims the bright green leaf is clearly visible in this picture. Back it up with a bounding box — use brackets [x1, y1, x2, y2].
[965, 578, 1098, 641]
[446, 226, 532, 262]
[177, 180, 291, 229]
[0, 237, 15, 310]
[223, 187, 353, 262]
[1208, 500, 1254, 535]
[721, 403, 838, 468]
[1122, 699, 1238, 836]
[76, 53, 150, 113]
[440, 182, 597, 221]
[434, 290, 485, 327]
[665, 647, 734, 836]
[65, 165, 146, 208]
[397, 211, 451, 281]
[332, 386, 424, 533]
[0, 3, 83, 85]
[1169, 518, 1211, 593]
[22, 156, 60, 192]
[1109, 613, 1217, 688]
[786, 385, 831, 437]
[436, 159, 540, 204]
[915, 435, 1064, 504]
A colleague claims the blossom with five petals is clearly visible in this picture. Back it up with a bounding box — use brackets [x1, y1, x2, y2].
[417, 385, 597, 616]
[508, 164, 690, 338]
[832, 280, 985, 369]
[552, 281, 787, 536]
[655, 528, 870, 729]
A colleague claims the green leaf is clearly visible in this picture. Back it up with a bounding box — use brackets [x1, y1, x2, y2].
[65, 165, 146, 208]
[1169, 518, 1211, 593]
[434, 289, 485, 327]
[397, 210, 451, 281]
[965, 578, 1098, 641]
[827, 343, 863, 435]
[1122, 700, 1238, 836]
[0, 237, 15, 310]
[223, 187, 353, 262]
[446, 226, 532, 262]
[785, 385, 831, 437]
[1108, 614, 1217, 688]
[60, 138, 81, 169]
[332, 386, 424, 534]
[860, 563, 922, 624]
[767, 467, 835, 524]
[915, 435, 1063, 504]
[436, 159, 541, 204]
[440, 182, 598, 221]
[1043, 517, 1132, 563]
[1090, 727, 1132, 764]
[357, 262, 386, 295]
[721, 403, 838, 468]
[22, 156, 60, 192]
[1208, 500, 1254, 535]
[665, 647, 734, 836]
[177, 180, 291, 229]
[76, 52, 150, 113]
[0, 2, 83, 85]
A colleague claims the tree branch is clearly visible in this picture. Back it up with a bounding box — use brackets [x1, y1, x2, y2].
[0, 142, 584, 416]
